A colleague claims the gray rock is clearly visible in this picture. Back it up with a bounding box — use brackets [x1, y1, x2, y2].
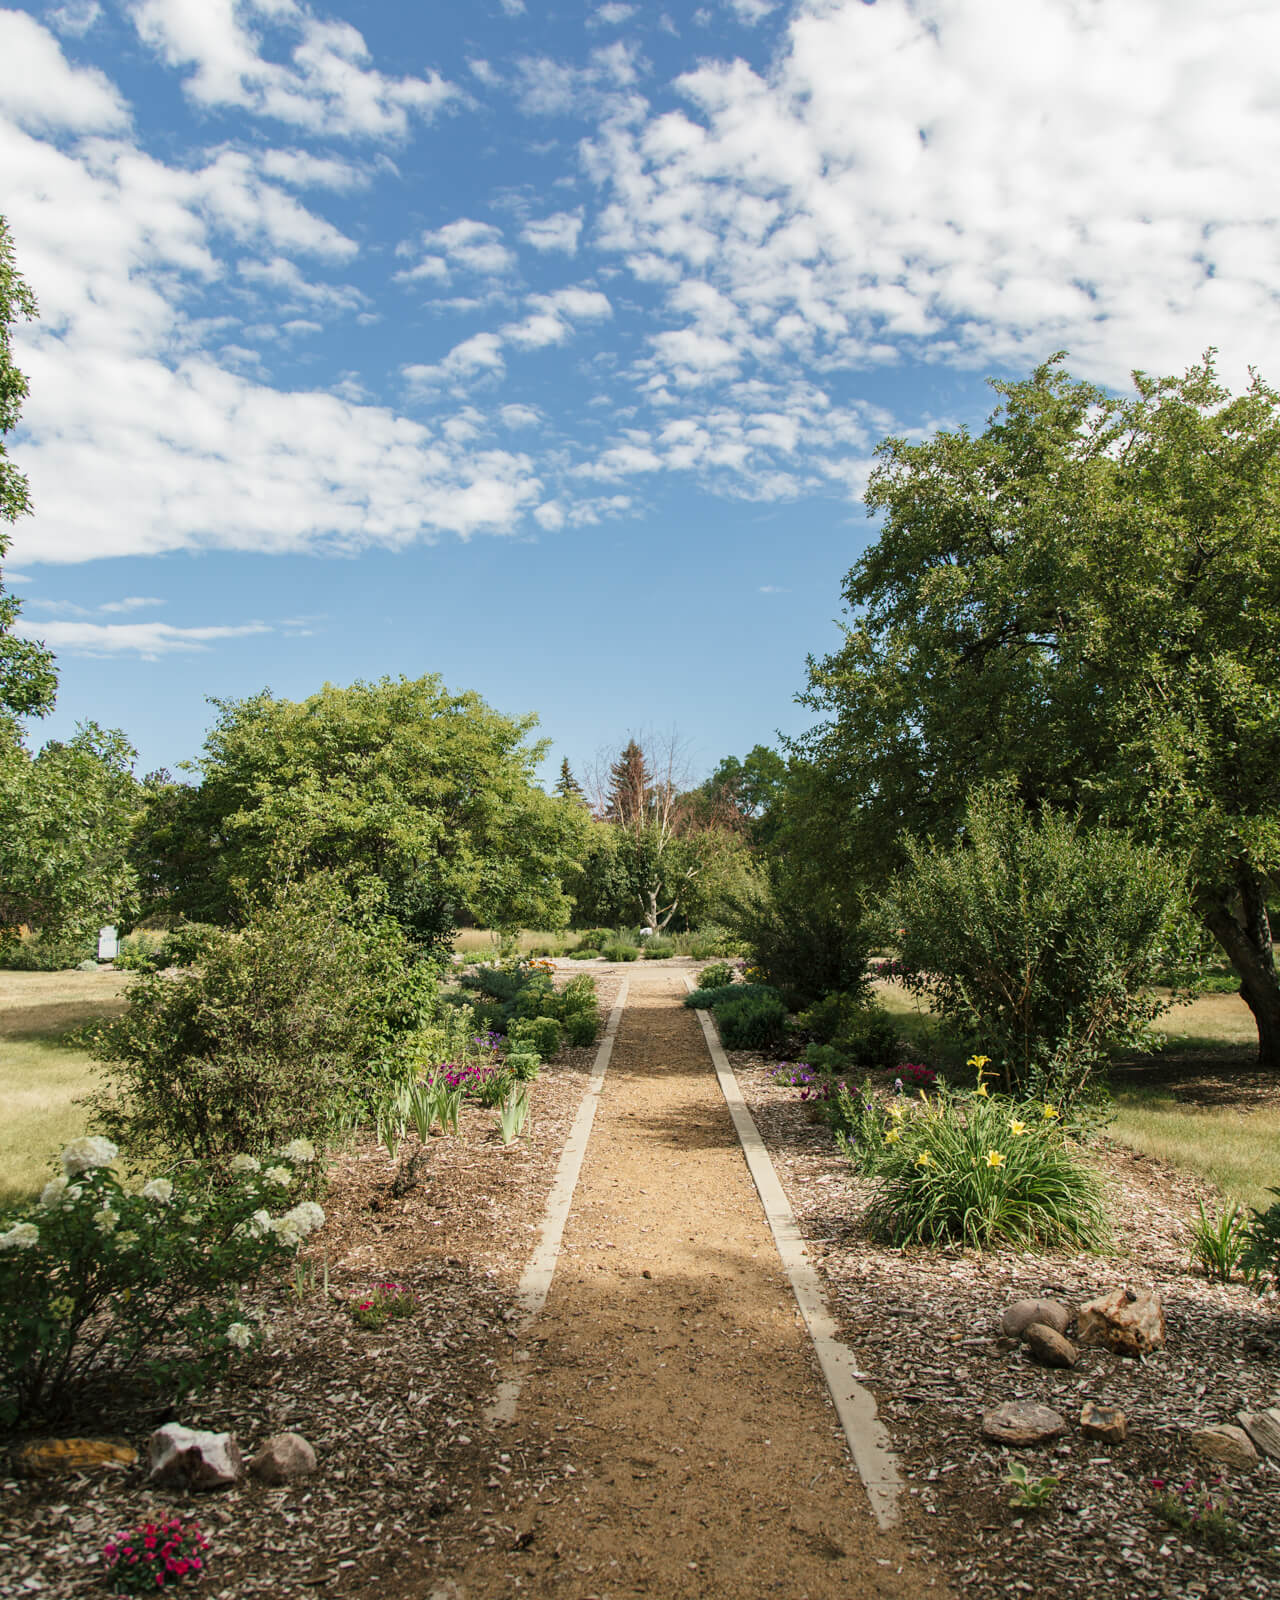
[1025, 1322, 1077, 1368]
[1076, 1288, 1165, 1356]
[76, 960, 99, 972]
[149, 1424, 243, 1491]
[1080, 1401, 1127, 1443]
[981, 1401, 1068, 1446]
[1000, 1298, 1071, 1338]
[1239, 1408, 1280, 1461]
[1188, 1425, 1259, 1472]
[249, 1431, 317, 1485]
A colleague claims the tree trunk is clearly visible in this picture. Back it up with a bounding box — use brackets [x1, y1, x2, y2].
[1198, 880, 1280, 1071]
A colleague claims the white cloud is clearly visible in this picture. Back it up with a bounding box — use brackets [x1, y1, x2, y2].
[514, 41, 645, 115]
[0, 9, 128, 132]
[468, 57, 501, 88]
[46, 1, 103, 37]
[591, 4, 636, 27]
[99, 595, 166, 612]
[586, 0, 1280, 392]
[257, 147, 371, 190]
[521, 211, 584, 254]
[397, 218, 516, 284]
[16, 617, 272, 658]
[237, 254, 365, 311]
[501, 286, 612, 349]
[499, 403, 542, 429]
[126, 0, 460, 140]
[498, 0, 526, 15]
[726, 0, 777, 23]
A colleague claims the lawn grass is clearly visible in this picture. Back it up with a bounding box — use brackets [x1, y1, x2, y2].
[0, 970, 129, 1205]
[452, 928, 581, 956]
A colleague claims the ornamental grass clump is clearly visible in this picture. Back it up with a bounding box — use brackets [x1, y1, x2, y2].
[863, 1060, 1109, 1251]
[0, 1137, 323, 1424]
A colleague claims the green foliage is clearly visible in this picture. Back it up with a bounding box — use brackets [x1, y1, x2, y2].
[132, 676, 588, 952]
[508, 1014, 563, 1058]
[684, 981, 775, 1010]
[798, 993, 901, 1072]
[792, 354, 1280, 1066]
[698, 960, 737, 990]
[729, 863, 873, 1009]
[823, 1079, 888, 1174]
[89, 878, 436, 1162]
[0, 1138, 321, 1423]
[1242, 1188, 1280, 1293]
[601, 941, 641, 961]
[864, 1084, 1109, 1251]
[497, 1084, 531, 1145]
[880, 785, 1194, 1106]
[641, 936, 674, 959]
[0, 928, 95, 971]
[1150, 1478, 1244, 1553]
[0, 721, 140, 953]
[1005, 1463, 1059, 1510]
[714, 989, 789, 1050]
[458, 960, 599, 1047]
[569, 947, 600, 961]
[1189, 1201, 1249, 1280]
[0, 215, 57, 722]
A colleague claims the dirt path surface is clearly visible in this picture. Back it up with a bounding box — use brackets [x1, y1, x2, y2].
[407, 966, 944, 1600]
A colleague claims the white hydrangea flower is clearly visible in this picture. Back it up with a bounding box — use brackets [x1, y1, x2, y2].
[93, 1207, 119, 1235]
[248, 1208, 272, 1237]
[61, 1136, 118, 1176]
[280, 1138, 316, 1164]
[113, 1230, 140, 1252]
[226, 1321, 252, 1350]
[180, 1210, 200, 1224]
[229, 1154, 261, 1176]
[263, 1166, 292, 1187]
[285, 1201, 325, 1237]
[269, 1216, 303, 1247]
[0, 1222, 40, 1251]
[141, 1178, 174, 1204]
[39, 1176, 69, 1209]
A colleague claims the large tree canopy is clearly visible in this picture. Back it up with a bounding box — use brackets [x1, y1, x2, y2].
[793, 354, 1280, 1066]
[134, 675, 588, 952]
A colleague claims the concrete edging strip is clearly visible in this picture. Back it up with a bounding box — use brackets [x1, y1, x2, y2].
[484, 977, 630, 1426]
[685, 976, 904, 1530]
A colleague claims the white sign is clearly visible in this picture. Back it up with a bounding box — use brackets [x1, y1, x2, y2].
[97, 926, 119, 961]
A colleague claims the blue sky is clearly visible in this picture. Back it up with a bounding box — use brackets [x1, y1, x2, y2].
[4, 0, 1279, 788]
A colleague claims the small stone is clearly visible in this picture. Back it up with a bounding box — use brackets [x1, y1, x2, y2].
[981, 1401, 1068, 1446]
[1188, 1425, 1259, 1472]
[1025, 1322, 1078, 1368]
[1080, 1402, 1127, 1443]
[1237, 1408, 1280, 1462]
[149, 1424, 243, 1491]
[1000, 1298, 1071, 1338]
[249, 1431, 317, 1485]
[15, 1438, 136, 1476]
[1076, 1288, 1165, 1356]
[76, 959, 99, 972]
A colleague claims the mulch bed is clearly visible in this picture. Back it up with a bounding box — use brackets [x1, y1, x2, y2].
[0, 973, 622, 1600]
[733, 1052, 1280, 1600]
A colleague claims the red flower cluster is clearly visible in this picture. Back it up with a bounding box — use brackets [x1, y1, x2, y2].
[103, 1517, 209, 1593]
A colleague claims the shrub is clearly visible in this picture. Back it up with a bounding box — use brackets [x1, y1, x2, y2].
[89, 879, 436, 1162]
[863, 1081, 1109, 1251]
[684, 981, 778, 1012]
[715, 989, 789, 1050]
[798, 993, 901, 1071]
[508, 1015, 563, 1058]
[728, 870, 872, 1008]
[878, 784, 1196, 1108]
[601, 942, 640, 962]
[504, 1049, 542, 1082]
[569, 947, 600, 961]
[0, 1137, 322, 1423]
[699, 960, 737, 990]
[0, 929, 95, 971]
[1242, 1189, 1280, 1292]
[642, 937, 674, 959]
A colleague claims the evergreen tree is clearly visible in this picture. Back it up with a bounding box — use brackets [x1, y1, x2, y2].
[606, 739, 650, 827]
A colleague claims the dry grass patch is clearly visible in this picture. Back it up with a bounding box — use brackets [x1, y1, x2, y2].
[1109, 1090, 1280, 1212]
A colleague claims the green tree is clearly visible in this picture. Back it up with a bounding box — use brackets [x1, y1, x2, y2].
[794, 353, 1280, 1066]
[554, 757, 586, 804]
[700, 744, 787, 845]
[0, 722, 140, 952]
[134, 676, 588, 951]
[0, 214, 56, 720]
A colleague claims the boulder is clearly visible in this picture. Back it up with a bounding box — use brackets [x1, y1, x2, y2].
[1000, 1299, 1072, 1339]
[249, 1431, 317, 1485]
[1238, 1408, 1280, 1462]
[1188, 1425, 1259, 1472]
[1024, 1323, 1077, 1369]
[1076, 1288, 1165, 1356]
[15, 1438, 136, 1476]
[981, 1402, 1068, 1446]
[148, 1424, 243, 1491]
[1080, 1402, 1127, 1443]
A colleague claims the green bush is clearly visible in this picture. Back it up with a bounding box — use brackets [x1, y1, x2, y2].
[0, 929, 96, 971]
[879, 785, 1197, 1108]
[88, 878, 436, 1162]
[569, 947, 600, 961]
[728, 870, 873, 1008]
[601, 942, 641, 962]
[642, 937, 674, 959]
[715, 990, 789, 1050]
[508, 1014, 563, 1058]
[684, 981, 778, 1012]
[504, 1049, 542, 1083]
[563, 1009, 601, 1048]
[798, 994, 901, 1072]
[0, 1136, 321, 1424]
[864, 1083, 1109, 1251]
[698, 960, 737, 990]
[1242, 1189, 1280, 1292]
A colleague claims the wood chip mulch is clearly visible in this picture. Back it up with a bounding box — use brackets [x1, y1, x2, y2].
[733, 1053, 1280, 1600]
[0, 974, 622, 1600]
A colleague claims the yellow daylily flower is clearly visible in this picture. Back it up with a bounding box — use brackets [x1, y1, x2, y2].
[1042, 1103, 1060, 1120]
[885, 1128, 901, 1144]
[975, 1083, 990, 1098]
[915, 1150, 933, 1169]
[967, 1054, 990, 1072]
[986, 1149, 1006, 1168]
[1008, 1119, 1028, 1137]
[888, 1101, 906, 1120]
